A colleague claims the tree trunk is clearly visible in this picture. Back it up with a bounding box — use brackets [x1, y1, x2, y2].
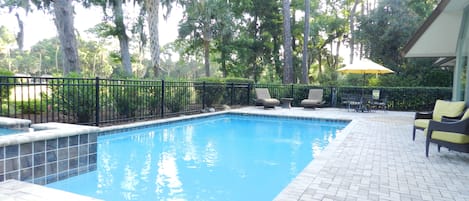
[349, 0, 360, 64]
[55, 45, 59, 73]
[203, 23, 211, 77]
[301, 0, 310, 84]
[53, 0, 80, 74]
[14, 13, 24, 53]
[334, 39, 341, 69]
[273, 37, 282, 80]
[282, 0, 294, 84]
[203, 38, 210, 77]
[113, 0, 132, 75]
[146, 0, 160, 78]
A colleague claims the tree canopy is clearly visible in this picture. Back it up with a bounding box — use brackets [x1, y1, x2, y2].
[0, 0, 450, 87]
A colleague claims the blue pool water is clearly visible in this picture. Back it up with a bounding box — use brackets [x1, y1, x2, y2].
[0, 127, 22, 136]
[47, 114, 348, 201]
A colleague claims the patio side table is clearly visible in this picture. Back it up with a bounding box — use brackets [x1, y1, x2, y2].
[280, 98, 293, 109]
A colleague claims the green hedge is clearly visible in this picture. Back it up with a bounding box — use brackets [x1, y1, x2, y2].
[0, 70, 15, 104]
[224, 77, 254, 105]
[194, 77, 225, 107]
[50, 75, 97, 123]
[16, 99, 47, 114]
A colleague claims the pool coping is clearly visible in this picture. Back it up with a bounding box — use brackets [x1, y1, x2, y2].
[0, 123, 100, 147]
[273, 114, 357, 200]
[99, 110, 351, 135]
[0, 117, 31, 131]
[0, 179, 102, 201]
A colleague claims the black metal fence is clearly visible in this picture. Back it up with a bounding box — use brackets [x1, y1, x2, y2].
[0, 76, 452, 126]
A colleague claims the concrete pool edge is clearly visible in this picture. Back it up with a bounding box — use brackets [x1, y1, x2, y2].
[0, 116, 31, 131]
[273, 116, 357, 200]
[0, 179, 102, 201]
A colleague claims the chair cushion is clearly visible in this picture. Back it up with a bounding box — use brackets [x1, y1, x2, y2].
[262, 98, 280, 106]
[414, 119, 430, 129]
[425, 128, 469, 144]
[307, 89, 323, 100]
[433, 100, 466, 121]
[301, 99, 321, 106]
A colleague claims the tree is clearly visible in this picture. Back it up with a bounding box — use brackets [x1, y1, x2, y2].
[30, 38, 61, 75]
[14, 13, 24, 52]
[111, 0, 132, 75]
[179, 0, 224, 77]
[300, 0, 310, 84]
[0, 26, 15, 71]
[141, 0, 177, 78]
[348, 0, 360, 64]
[282, 0, 294, 84]
[144, 0, 161, 78]
[86, 0, 133, 75]
[354, 0, 446, 87]
[53, 0, 81, 74]
[0, 0, 29, 52]
[357, 0, 430, 67]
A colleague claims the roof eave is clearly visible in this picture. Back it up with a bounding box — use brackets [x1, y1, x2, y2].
[401, 0, 451, 58]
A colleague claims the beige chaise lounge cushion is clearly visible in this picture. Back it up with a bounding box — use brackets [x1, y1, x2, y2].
[261, 98, 280, 106]
[255, 88, 280, 107]
[301, 89, 324, 108]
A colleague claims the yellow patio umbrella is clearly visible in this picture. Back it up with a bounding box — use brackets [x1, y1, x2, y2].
[337, 58, 394, 75]
[337, 58, 394, 96]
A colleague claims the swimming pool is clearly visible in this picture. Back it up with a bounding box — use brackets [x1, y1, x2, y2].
[0, 127, 23, 136]
[47, 114, 348, 201]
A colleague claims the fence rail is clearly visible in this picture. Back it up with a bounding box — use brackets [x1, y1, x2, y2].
[0, 76, 452, 126]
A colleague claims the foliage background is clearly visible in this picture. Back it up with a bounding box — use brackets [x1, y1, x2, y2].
[0, 0, 449, 87]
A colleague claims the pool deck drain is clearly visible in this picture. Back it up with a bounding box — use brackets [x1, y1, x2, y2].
[1, 107, 469, 201]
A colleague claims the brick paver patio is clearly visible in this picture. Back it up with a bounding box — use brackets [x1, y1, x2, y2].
[234, 107, 469, 201]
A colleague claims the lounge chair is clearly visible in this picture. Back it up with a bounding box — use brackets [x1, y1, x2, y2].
[425, 109, 469, 157]
[413, 100, 466, 141]
[300, 89, 325, 109]
[255, 88, 280, 109]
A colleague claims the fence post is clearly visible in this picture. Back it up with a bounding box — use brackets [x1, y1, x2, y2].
[247, 83, 251, 105]
[230, 83, 234, 105]
[202, 81, 206, 110]
[331, 87, 337, 107]
[95, 77, 100, 126]
[161, 80, 165, 118]
[290, 84, 294, 98]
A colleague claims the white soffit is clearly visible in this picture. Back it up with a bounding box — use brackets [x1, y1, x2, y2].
[405, 11, 462, 57]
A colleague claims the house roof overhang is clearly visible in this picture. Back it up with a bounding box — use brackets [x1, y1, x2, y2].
[402, 0, 469, 58]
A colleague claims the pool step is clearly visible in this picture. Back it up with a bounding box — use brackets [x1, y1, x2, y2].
[0, 117, 31, 131]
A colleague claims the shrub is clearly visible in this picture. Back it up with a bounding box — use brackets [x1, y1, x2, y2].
[146, 85, 162, 115]
[16, 99, 47, 114]
[112, 81, 139, 118]
[0, 69, 15, 103]
[164, 87, 191, 113]
[50, 73, 97, 123]
[224, 77, 254, 105]
[194, 77, 225, 107]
